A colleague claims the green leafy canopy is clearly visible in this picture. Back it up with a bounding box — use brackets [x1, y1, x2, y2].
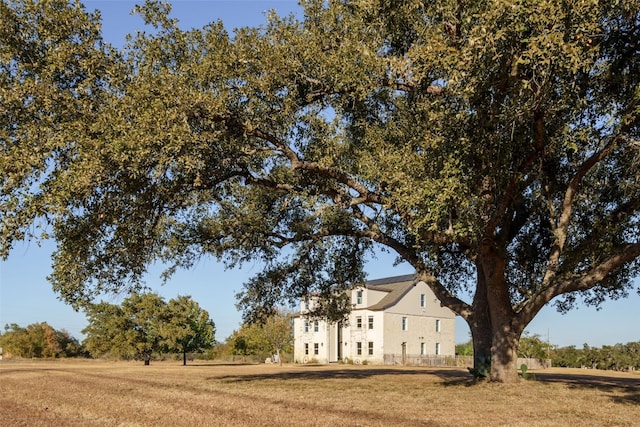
[82, 293, 215, 362]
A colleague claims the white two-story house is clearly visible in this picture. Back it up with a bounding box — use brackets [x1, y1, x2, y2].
[293, 274, 456, 365]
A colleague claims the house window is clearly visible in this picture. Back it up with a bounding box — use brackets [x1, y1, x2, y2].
[356, 290, 363, 305]
[401, 316, 408, 331]
[368, 341, 374, 356]
[356, 342, 362, 356]
[304, 343, 309, 355]
[420, 342, 426, 355]
[420, 293, 425, 308]
[435, 319, 441, 332]
[314, 343, 319, 355]
[304, 320, 309, 333]
[314, 321, 319, 332]
[356, 316, 362, 329]
[368, 315, 374, 329]
[435, 342, 440, 355]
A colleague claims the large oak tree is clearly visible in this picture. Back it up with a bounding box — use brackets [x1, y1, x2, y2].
[1, 0, 639, 381]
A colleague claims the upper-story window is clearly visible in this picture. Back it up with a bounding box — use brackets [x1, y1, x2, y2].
[435, 319, 441, 332]
[368, 315, 374, 329]
[356, 316, 362, 329]
[356, 290, 363, 305]
[304, 320, 309, 332]
[401, 316, 408, 331]
[314, 321, 319, 332]
[420, 293, 425, 308]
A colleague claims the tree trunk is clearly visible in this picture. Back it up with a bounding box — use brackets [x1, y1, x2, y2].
[490, 326, 520, 382]
[468, 311, 523, 382]
[183, 351, 187, 366]
[471, 243, 524, 383]
[468, 267, 492, 379]
[468, 312, 492, 379]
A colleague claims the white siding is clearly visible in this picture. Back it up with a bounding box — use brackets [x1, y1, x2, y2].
[293, 316, 332, 364]
[294, 276, 456, 365]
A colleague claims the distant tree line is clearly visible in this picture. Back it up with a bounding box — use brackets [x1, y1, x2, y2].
[456, 333, 640, 371]
[553, 343, 640, 371]
[0, 322, 85, 358]
[1, 298, 293, 365]
[3, 312, 636, 372]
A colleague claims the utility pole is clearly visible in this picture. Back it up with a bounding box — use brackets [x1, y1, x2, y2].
[547, 329, 550, 367]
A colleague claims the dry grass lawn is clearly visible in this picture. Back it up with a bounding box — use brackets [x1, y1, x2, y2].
[1, 359, 639, 426]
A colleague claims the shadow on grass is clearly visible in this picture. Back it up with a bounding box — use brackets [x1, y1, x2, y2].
[209, 365, 640, 403]
[187, 362, 261, 367]
[210, 365, 474, 386]
[535, 371, 640, 405]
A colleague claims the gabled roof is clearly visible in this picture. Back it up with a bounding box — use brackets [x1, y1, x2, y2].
[292, 273, 419, 317]
[365, 274, 418, 311]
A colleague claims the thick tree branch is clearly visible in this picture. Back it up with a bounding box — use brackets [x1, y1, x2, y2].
[417, 271, 472, 319]
[542, 135, 622, 288]
[249, 127, 383, 205]
[518, 242, 640, 325]
[487, 121, 544, 242]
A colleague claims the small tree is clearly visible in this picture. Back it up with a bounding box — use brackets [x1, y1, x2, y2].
[517, 333, 549, 360]
[83, 302, 129, 359]
[0, 324, 30, 358]
[40, 323, 62, 357]
[261, 312, 294, 365]
[162, 295, 216, 365]
[225, 312, 293, 362]
[227, 324, 269, 358]
[455, 340, 474, 357]
[83, 293, 168, 365]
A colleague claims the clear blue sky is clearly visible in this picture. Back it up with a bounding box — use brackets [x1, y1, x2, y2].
[1, 1, 638, 347]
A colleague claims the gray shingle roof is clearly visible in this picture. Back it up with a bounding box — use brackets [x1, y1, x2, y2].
[292, 274, 419, 316]
[366, 274, 418, 311]
[366, 274, 416, 287]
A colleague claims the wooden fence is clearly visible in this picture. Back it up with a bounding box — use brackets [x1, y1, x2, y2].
[383, 354, 551, 369]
